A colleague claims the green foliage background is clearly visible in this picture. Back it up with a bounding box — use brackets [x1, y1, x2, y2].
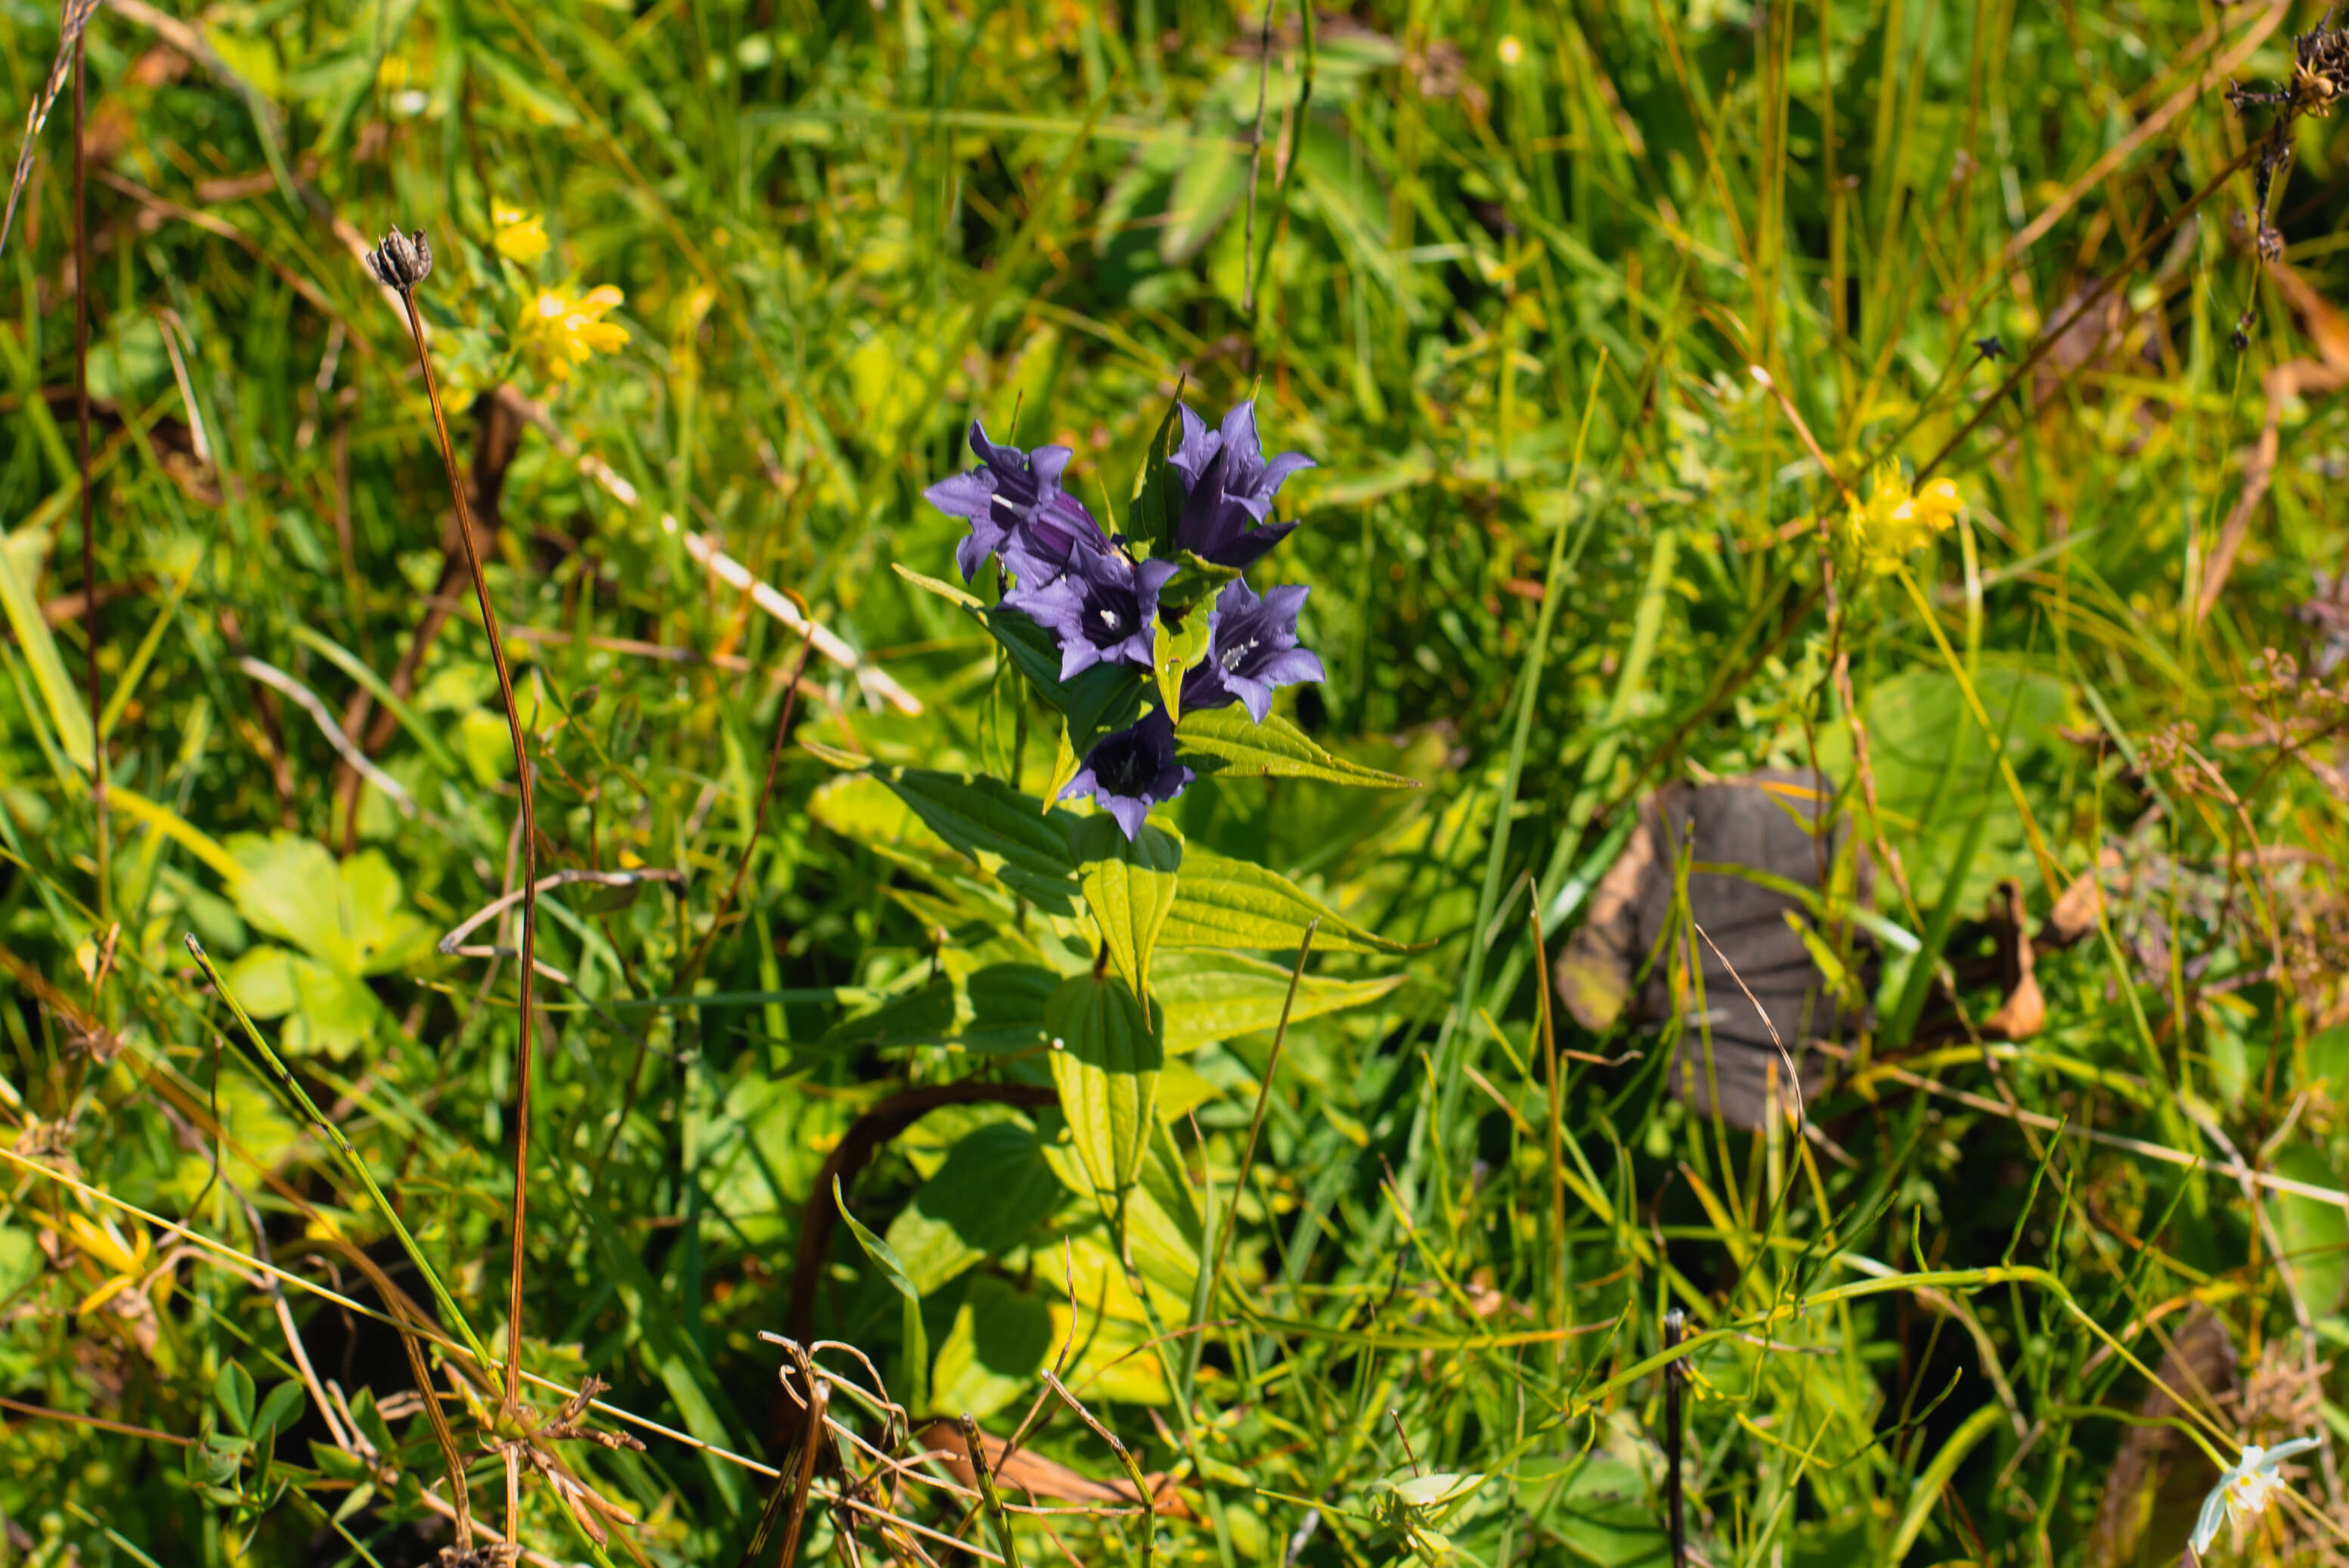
[2, 0, 2348, 1562]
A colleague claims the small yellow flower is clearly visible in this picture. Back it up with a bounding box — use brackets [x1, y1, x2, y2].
[67, 1211, 163, 1316]
[1498, 34, 1524, 66]
[519, 284, 630, 384]
[1842, 462, 1963, 573]
[492, 205, 549, 265]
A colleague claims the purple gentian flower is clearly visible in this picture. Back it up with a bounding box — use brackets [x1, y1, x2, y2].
[922, 420, 1109, 581]
[1180, 578, 1326, 723]
[1005, 545, 1180, 682]
[1167, 401, 1316, 569]
[1061, 708, 1193, 841]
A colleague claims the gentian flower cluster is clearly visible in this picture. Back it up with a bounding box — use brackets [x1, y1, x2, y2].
[925, 401, 1324, 839]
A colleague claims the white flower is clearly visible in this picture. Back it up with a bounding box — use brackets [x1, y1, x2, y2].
[2193, 1436, 2323, 1557]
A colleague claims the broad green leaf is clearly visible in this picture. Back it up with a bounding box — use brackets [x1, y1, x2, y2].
[1161, 848, 1412, 956]
[932, 1275, 1054, 1421]
[851, 765, 1082, 913]
[0, 526, 92, 770]
[1390, 1472, 1486, 1511]
[254, 1381, 305, 1439]
[225, 946, 299, 1018]
[1176, 706, 1420, 788]
[835, 1176, 930, 1412]
[215, 1361, 256, 1436]
[2275, 1146, 2347, 1315]
[1160, 138, 1249, 263]
[1155, 953, 1408, 1052]
[885, 1120, 1068, 1294]
[225, 834, 432, 976]
[1126, 1121, 1201, 1302]
[961, 962, 1058, 1054]
[983, 604, 1149, 758]
[1046, 972, 1164, 1200]
[1071, 815, 1182, 1002]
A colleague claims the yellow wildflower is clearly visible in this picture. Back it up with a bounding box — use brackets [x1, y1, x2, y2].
[492, 205, 550, 265]
[1842, 461, 1963, 572]
[519, 284, 629, 384]
[67, 1210, 166, 1316]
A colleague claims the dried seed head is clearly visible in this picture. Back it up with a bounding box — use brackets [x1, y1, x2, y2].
[364, 227, 433, 290]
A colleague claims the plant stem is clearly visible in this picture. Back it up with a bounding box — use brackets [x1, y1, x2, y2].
[394, 287, 541, 1421]
[73, 36, 105, 926]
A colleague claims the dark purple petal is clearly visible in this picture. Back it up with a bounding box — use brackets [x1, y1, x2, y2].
[1167, 399, 1316, 567]
[1224, 647, 1327, 722]
[1006, 491, 1111, 584]
[1002, 545, 1173, 680]
[1060, 708, 1192, 840]
[1178, 576, 1322, 721]
[1169, 402, 1219, 485]
[926, 421, 1096, 581]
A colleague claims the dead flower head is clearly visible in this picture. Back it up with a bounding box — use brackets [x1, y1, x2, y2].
[364, 228, 433, 291]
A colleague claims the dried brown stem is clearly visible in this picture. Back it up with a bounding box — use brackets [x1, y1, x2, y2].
[73, 36, 105, 924]
[390, 284, 541, 1435]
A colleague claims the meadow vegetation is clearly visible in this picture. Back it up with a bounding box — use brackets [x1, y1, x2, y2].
[2, 0, 2347, 1563]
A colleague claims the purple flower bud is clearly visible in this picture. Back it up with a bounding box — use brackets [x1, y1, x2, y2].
[922, 421, 1110, 581]
[1167, 400, 1316, 569]
[1004, 546, 1180, 682]
[1060, 708, 1193, 841]
[1180, 578, 1326, 724]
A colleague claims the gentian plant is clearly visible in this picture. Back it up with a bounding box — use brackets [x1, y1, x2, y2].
[804, 395, 1416, 1242]
[921, 396, 1358, 842]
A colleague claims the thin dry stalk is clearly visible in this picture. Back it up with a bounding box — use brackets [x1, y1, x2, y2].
[743, 1345, 831, 1568]
[365, 228, 544, 1447]
[1239, 0, 1276, 318]
[1039, 1369, 1157, 1568]
[73, 33, 106, 925]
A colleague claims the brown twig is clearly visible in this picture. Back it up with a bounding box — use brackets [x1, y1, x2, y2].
[334, 385, 527, 848]
[366, 231, 542, 1449]
[73, 31, 105, 925]
[782, 1083, 1060, 1351]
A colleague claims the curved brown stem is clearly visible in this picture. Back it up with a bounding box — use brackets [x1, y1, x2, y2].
[392, 289, 540, 1426]
[782, 1082, 1059, 1347]
[73, 38, 106, 924]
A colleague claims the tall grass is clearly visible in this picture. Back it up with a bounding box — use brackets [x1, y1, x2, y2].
[0, 0, 2345, 1564]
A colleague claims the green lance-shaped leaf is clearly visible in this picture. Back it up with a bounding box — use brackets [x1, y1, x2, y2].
[1071, 815, 1182, 1003]
[1046, 971, 1164, 1201]
[802, 748, 1083, 913]
[984, 603, 1150, 761]
[1176, 706, 1420, 788]
[1155, 956, 1408, 1052]
[1151, 607, 1214, 727]
[1161, 848, 1418, 956]
[835, 1175, 930, 1413]
[1126, 391, 1190, 562]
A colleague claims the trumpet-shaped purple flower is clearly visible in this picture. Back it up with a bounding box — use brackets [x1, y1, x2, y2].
[1006, 545, 1180, 682]
[1180, 578, 1326, 723]
[1167, 401, 1316, 569]
[923, 421, 1109, 581]
[1061, 708, 1192, 841]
